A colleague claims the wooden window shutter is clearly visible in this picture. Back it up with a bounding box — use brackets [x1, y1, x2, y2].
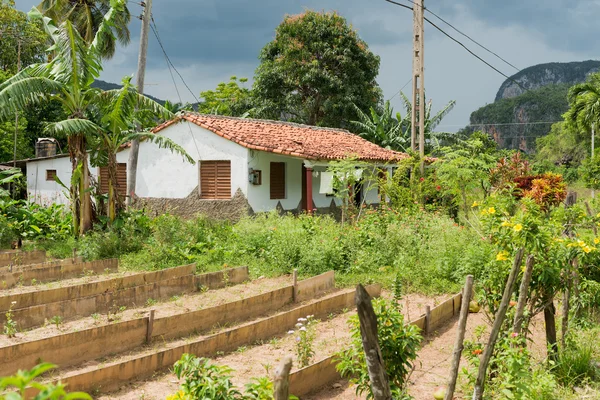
[200, 161, 231, 199]
[99, 163, 127, 196]
[46, 170, 57, 181]
[270, 162, 286, 199]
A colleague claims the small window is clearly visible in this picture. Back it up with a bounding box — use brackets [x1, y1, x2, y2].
[99, 163, 127, 196]
[270, 162, 286, 199]
[200, 160, 231, 199]
[46, 170, 57, 181]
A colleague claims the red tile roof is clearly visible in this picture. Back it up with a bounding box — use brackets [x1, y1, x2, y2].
[152, 113, 408, 162]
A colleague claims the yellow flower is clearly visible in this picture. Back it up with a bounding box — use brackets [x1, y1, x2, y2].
[496, 251, 509, 261]
[594, 238, 599, 245]
[481, 209, 488, 216]
[513, 224, 523, 232]
[578, 240, 586, 247]
[472, 201, 479, 208]
[567, 243, 578, 248]
[488, 207, 496, 214]
[583, 246, 592, 254]
[554, 238, 564, 243]
[501, 221, 512, 227]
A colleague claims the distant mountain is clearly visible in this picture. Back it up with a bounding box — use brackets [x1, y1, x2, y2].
[495, 60, 600, 101]
[91, 79, 166, 105]
[465, 60, 600, 151]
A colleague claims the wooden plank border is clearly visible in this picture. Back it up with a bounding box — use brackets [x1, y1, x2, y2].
[0, 259, 118, 289]
[36, 284, 381, 395]
[288, 292, 463, 397]
[0, 250, 46, 267]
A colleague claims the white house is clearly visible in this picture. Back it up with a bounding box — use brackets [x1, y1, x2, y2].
[19, 113, 408, 219]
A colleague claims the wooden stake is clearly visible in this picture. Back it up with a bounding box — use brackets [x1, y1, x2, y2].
[424, 305, 431, 335]
[72, 247, 77, 262]
[146, 309, 155, 343]
[472, 248, 524, 400]
[444, 275, 473, 400]
[544, 300, 558, 363]
[273, 355, 293, 400]
[513, 255, 535, 335]
[355, 284, 392, 400]
[585, 201, 597, 235]
[292, 269, 298, 302]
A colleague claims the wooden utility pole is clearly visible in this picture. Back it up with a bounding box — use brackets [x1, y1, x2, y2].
[411, 0, 425, 172]
[14, 39, 22, 169]
[126, 0, 153, 207]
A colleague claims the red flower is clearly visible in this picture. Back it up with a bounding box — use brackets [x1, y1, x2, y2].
[436, 186, 441, 191]
[420, 177, 425, 182]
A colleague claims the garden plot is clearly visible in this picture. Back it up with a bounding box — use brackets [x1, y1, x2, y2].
[32, 280, 366, 396]
[97, 291, 449, 400]
[0, 258, 116, 289]
[0, 250, 46, 267]
[0, 263, 242, 330]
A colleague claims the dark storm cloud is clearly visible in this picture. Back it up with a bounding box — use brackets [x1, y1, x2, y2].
[434, 0, 600, 53]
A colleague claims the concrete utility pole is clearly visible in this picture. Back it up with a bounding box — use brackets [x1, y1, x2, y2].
[411, 0, 425, 172]
[127, 0, 153, 207]
[592, 124, 595, 199]
[14, 39, 21, 169]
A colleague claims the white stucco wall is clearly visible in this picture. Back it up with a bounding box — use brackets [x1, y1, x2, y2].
[126, 121, 249, 199]
[27, 156, 101, 206]
[25, 121, 392, 213]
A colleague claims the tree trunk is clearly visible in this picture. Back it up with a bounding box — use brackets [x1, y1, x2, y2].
[472, 248, 524, 400]
[513, 255, 535, 335]
[273, 356, 293, 400]
[107, 151, 119, 223]
[67, 136, 80, 236]
[70, 134, 92, 235]
[544, 299, 558, 363]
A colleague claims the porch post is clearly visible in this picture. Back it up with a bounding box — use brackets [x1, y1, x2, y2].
[305, 164, 313, 214]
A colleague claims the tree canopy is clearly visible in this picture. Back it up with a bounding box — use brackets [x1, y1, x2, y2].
[0, 0, 47, 73]
[253, 10, 382, 128]
[198, 76, 253, 117]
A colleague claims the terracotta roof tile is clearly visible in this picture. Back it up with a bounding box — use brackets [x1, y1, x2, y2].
[152, 113, 408, 162]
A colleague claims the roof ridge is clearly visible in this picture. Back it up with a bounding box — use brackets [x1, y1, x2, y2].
[182, 112, 354, 135]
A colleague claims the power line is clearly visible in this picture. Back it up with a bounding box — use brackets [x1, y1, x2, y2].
[389, 77, 413, 101]
[400, 0, 520, 71]
[150, 16, 200, 104]
[383, 0, 527, 93]
[149, 16, 201, 158]
[438, 121, 562, 128]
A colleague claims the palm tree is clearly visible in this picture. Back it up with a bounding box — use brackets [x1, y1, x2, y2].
[351, 101, 409, 152]
[398, 92, 457, 152]
[37, 0, 130, 59]
[565, 72, 600, 142]
[0, 1, 124, 235]
[90, 77, 193, 222]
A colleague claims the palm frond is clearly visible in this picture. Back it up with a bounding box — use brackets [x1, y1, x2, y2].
[44, 118, 103, 137]
[0, 77, 64, 120]
[122, 132, 195, 164]
[428, 100, 456, 130]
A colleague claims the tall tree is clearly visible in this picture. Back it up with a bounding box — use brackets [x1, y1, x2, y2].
[0, 1, 128, 235]
[253, 10, 382, 128]
[565, 72, 600, 138]
[0, 0, 47, 73]
[37, 0, 130, 59]
[198, 76, 253, 117]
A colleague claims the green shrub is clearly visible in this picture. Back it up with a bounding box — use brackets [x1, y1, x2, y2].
[554, 334, 597, 386]
[335, 298, 421, 399]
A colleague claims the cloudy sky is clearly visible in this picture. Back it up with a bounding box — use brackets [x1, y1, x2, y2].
[16, 0, 600, 130]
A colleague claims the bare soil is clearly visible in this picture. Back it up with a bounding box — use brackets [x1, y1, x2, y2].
[98, 292, 449, 400]
[0, 276, 290, 348]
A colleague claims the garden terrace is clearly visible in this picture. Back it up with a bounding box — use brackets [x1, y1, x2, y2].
[10, 271, 341, 395]
[0, 250, 46, 267]
[0, 264, 248, 330]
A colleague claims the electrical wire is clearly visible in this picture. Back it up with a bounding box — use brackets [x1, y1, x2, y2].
[389, 77, 413, 101]
[383, 0, 527, 93]
[400, 0, 520, 71]
[150, 16, 200, 104]
[149, 16, 201, 158]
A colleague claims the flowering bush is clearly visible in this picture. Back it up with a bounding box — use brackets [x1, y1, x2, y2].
[288, 315, 317, 367]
